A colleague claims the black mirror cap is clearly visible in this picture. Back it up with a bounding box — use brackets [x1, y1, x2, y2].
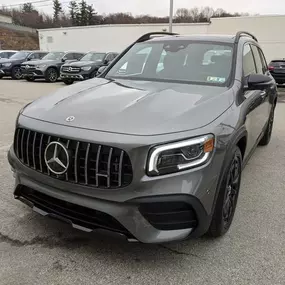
[61, 58, 66, 62]
[247, 74, 272, 90]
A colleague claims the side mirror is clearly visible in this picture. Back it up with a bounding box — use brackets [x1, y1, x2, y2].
[247, 74, 272, 90]
[97, 66, 107, 75]
[61, 57, 67, 62]
[27, 57, 31, 61]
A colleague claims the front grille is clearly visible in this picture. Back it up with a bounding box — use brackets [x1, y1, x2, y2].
[62, 66, 80, 73]
[16, 185, 130, 235]
[14, 128, 133, 189]
[139, 202, 198, 231]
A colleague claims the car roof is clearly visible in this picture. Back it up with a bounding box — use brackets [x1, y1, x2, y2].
[0, 50, 17, 52]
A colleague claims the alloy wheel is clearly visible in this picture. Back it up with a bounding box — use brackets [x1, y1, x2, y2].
[222, 154, 241, 227]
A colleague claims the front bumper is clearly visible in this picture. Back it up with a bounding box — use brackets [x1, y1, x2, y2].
[60, 71, 92, 81]
[7, 117, 223, 243]
[0, 68, 11, 76]
[21, 68, 44, 78]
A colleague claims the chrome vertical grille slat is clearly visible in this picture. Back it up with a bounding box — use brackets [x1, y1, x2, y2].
[74, 141, 80, 183]
[84, 143, 90, 185]
[14, 128, 133, 189]
[107, 148, 113, 188]
[15, 128, 20, 158]
[26, 130, 31, 166]
[95, 145, 102, 187]
[118, 151, 124, 187]
[32, 132, 37, 169]
[65, 140, 70, 181]
[20, 129, 25, 162]
[46, 136, 51, 176]
[39, 133, 44, 172]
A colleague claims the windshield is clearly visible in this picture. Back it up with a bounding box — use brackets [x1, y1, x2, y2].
[10, 51, 30, 60]
[106, 40, 233, 86]
[42, 52, 65, 60]
[81, 52, 106, 62]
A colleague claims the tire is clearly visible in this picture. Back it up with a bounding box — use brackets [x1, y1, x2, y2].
[45, 67, 58, 82]
[259, 107, 275, 146]
[11, 66, 22, 80]
[207, 146, 242, 237]
[63, 79, 74, 85]
[26, 76, 35, 82]
[0, 75, 3, 79]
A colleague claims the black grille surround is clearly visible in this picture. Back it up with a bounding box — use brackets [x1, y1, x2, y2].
[14, 128, 133, 189]
[15, 185, 131, 235]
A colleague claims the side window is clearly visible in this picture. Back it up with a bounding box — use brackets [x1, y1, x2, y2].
[38, 53, 46, 59]
[74, 53, 83, 60]
[28, 53, 36, 60]
[243, 44, 256, 77]
[0, 52, 7, 58]
[259, 49, 268, 73]
[64, 53, 74, 60]
[251, 45, 263, 74]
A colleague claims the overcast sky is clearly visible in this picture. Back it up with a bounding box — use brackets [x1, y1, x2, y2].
[1, 0, 285, 16]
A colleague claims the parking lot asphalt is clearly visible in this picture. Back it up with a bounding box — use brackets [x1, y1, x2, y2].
[0, 79, 285, 285]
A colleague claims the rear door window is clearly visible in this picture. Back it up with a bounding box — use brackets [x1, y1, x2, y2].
[243, 44, 256, 77]
[251, 45, 263, 74]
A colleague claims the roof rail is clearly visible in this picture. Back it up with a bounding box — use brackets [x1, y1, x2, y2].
[136, 32, 178, 43]
[235, 31, 258, 43]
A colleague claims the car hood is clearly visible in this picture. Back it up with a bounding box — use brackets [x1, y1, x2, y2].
[23, 59, 59, 65]
[22, 78, 234, 136]
[65, 61, 101, 67]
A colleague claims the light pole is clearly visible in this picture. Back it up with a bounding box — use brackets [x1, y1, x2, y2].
[169, 0, 174, 33]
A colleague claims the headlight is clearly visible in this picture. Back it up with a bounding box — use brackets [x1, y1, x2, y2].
[82, 66, 92, 71]
[2, 63, 12, 67]
[148, 134, 215, 176]
[36, 65, 46, 69]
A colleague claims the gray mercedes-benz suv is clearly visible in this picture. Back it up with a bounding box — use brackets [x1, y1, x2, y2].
[8, 32, 277, 243]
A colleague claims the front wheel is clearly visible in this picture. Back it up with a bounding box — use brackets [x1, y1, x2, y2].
[63, 79, 74, 85]
[11, 66, 22, 80]
[207, 146, 242, 237]
[259, 107, 275, 146]
[45, 68, 58, 82]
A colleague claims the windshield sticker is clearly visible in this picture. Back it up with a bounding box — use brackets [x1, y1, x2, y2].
[207, 76, 226, 83]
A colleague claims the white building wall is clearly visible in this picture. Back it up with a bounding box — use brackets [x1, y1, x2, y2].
[38, 23, 209, 53]
[208, 15, 285, 62]
[38, 15, 285, 62]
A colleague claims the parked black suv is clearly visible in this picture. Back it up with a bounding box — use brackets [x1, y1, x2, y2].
[60, 52, 118, 85]
[0, 51, 47, 79]
[21, 51, 84, 82]
[268, 59, 285, 84]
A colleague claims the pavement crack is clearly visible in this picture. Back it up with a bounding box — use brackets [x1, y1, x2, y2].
[158, 245, 201, 258]
[0, 232, 90, 249]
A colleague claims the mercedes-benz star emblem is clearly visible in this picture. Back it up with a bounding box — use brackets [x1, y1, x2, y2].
[44, 142, 69, 175]
[68, 67, 72, 72]
[66, 116, 75, 122]
[26, 65, 29, 69]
